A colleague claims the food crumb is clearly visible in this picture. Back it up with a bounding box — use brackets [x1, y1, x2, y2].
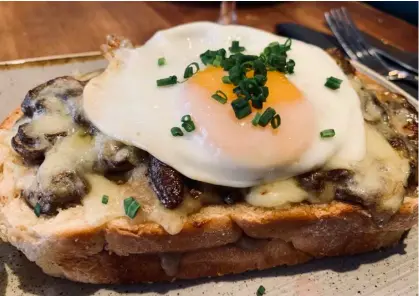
[257, 285, 266, 296]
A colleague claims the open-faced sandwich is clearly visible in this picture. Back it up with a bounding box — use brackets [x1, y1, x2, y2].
[0, 23, 417, 284]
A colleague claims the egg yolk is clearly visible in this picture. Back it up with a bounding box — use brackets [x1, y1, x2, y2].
[183, 67, 316, 168]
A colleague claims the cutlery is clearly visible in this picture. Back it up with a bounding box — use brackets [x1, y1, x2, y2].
[374, 47, 418, 75]
[325, 7, 418, 84]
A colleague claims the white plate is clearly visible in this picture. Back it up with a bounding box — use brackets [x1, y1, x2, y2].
[0, 54, 417, 296]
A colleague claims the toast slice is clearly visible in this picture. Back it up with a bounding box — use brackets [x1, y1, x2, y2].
[0, 50, 417, 284]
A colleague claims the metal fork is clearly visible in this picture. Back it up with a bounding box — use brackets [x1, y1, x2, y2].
[325, 7, 418, 84]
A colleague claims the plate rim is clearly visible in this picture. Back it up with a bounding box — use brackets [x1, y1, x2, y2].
[0, 51, 102, 67]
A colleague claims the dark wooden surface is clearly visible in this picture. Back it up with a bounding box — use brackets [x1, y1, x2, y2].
[0, 1, 417, 61]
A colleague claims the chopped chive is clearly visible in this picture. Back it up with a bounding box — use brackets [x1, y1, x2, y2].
[213, 55, 223, 67]
[320, 129, 336, 138]
[34, 203, 41, 217]
[229, 40, 245, 53]
[252, 112, 262, 126]
[102, 195, 109, 204]
[231, 97, 249, 110]
[253, 59, 267, 76]
[325, 76, 342, 90]
[231, 98, 252, 119]
[256, 285, 266, 296]
[221, 56, 236, 71]
[261, 86, 269, 101]
[171, 127, 184, 137]
[254, 75, 267, 86]
[200, 50, 214, 65]
[182, 121, 196, 132]
[251, 96, 263, 109]
[234, 105, 252, 119]
[229, 64, 246, 85]
[284, 38, 292, 50]
[241, 61, 254, 72]
[211, 90, 228, 104]
[124, 198, 141, 219]
[181, 115, 192, 122]
[183, 62, 200, 79]
[124, 197, 134, 212]
[200, 49, 226, 65]
[271, 114, 281, 129]
[258, 107, 276, 127]
[286, 59, 295, 74]
[157, 75, 178, 86]
[222, 76, 232, 84]
[157, 57, 166, 66]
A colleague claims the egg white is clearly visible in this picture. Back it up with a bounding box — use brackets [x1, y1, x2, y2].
[83, 22, 365, 187]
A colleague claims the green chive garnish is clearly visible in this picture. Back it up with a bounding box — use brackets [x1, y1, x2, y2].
[231, 98, 252, 119]
[102, 195, 109, 204]
[251, 96, 263, 109]
[286, 59, 295, 74]
[124, 197, 134, 210]
[211, 90, 228, 104]
[320, 129, 336, 138]
[157, 57, 166, 66]
[254, 75, 267, 86]
[261, 86, 269, 101]
[200, 49, 226, 65]
[252, 112, 262, 126]
[222, 76, 232, 84]
[181, 115, 192, 122]
[284, 38, 292, 50]
[182, 121, 196, 132]
[229, 40, 245, 53]
[271, 114, 281, 129]
[258, 107, 276, 127]
[157, 75, 178, 86]
[253, 59, 267, 76]
[34, 203, 41, 217]
[124, 197, 141, 219]
[257, 285, 266, 296]
[213, 55, 223, 67]
[235, 106, 252, 119]
[183, 62, 200, 79]
[325, 76, 342, 90]
[171, 127, 184, 137]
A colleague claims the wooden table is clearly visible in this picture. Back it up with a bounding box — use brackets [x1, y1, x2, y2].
[0, 1, 417, 61]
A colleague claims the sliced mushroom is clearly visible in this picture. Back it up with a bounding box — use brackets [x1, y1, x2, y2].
[44, 131, 68, 145]
[24, 170, 89, 215]
[148, 156, 184, 209]
[46, 171, 88, 199]
[21, 76, 84, 117]
[22, 190, 52, 214]
[324, 169, 354, 183]
[11, 123, 49, 164]
[295, 170, 325, 193]
[296, 169, 354, 190]
[98, 140, 142, 173]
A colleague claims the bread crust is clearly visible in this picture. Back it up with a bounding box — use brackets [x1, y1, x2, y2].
[1, 103, 417, 283]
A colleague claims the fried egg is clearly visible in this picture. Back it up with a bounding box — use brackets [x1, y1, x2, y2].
[83, 22, 365, 187]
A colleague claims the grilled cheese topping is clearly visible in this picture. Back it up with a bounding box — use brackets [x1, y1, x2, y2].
[0, 51, 417, 234]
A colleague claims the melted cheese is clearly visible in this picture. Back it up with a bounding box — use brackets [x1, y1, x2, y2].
[246, 179, 308, 208]
[246, 124, 410, 211]
[38, 133, 96, 191]
[0, 129, 201, 235]
[346, 124, 409, 212]
[28, 114, 75, 137]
